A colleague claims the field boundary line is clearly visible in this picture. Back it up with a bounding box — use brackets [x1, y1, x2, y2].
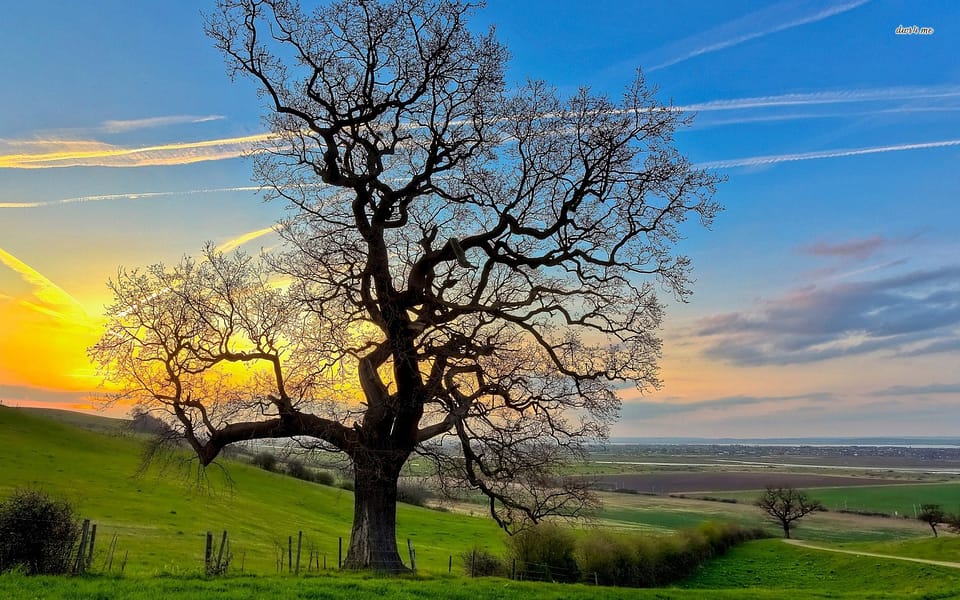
[783, 538, 960, 569]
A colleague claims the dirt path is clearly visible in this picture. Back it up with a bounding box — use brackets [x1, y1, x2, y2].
[783, 538, 960, 569]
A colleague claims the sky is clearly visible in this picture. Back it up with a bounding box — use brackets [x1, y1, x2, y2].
[1, 0, 958, 438]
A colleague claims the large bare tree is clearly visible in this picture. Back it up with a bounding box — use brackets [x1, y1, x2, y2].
[91, 0, 720, 571]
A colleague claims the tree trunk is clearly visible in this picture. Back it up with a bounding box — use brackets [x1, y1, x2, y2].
[783, 522, 791, 539]
[343, 454, 407, 572]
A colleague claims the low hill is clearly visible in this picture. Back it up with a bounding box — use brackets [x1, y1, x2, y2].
[0, 406, 505, 575]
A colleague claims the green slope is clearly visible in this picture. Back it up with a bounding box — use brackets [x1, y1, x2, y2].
[0, 406, 505, 575]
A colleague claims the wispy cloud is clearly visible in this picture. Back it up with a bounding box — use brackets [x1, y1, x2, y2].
[0, 246, 90, 322]
[800, 236, 889, 260]
[0, 186, 261, 209]
[622, 392, 833, 418]
[678, 86, 960, 113]
[696, 266, 960, 365]
[0, 133, 275, 169]
[698, 139, 960, 169]
[875, 383, 960, 397]
[645, 0, 870, 71]
[216, 226, 280, 253]
[100, 114, 225, 134]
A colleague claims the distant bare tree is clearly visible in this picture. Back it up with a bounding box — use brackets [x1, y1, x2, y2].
[756, 486, 823, 539]
[90, 0, 720, 571]
[918, 504, 945, 537]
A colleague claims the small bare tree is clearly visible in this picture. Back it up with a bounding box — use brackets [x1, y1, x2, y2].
[756, 486, 823, 539]
[918, 504, 945, 537]
[91, 0, 720, 571]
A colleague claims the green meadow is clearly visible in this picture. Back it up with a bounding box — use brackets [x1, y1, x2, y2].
[697, 482, 960, 518]
[2, 406, 958, 599]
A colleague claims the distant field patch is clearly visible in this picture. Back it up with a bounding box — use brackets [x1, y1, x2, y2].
[589, 472, 919, 494]
[702, 483, 960, 517]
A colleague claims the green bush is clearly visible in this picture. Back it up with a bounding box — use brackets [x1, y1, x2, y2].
[508, 523, 579, 583]
[576, 522, 766, 588]
[251, 452, 278, 472]
[461, 547, 505, 577]
[313, 470, 336, 486]
[0, 489, 80, 575]
[397, 482, 431, 507]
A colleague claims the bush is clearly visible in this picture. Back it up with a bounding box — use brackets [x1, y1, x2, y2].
[0, 489, 80, 575]
[508, 523, 579, 583]
[397, 482, 430, 507]
[251, 452, 278, 472]
[313, 470, 336, 486]
[576, 522, 766, 588]
[286, 459, 310, 481]
[461, 547, 505, 577]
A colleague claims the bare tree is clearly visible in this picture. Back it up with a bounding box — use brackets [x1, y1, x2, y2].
[756, 486, 823, 539]
[91, 0, 720, 571]
[918, 504, 945, 537]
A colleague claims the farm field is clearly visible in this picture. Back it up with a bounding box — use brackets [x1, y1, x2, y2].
[587, 471, 925, 494]
[695, 483, 960, 517]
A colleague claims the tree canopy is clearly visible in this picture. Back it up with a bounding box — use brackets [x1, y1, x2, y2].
[91, 0, 720, 571]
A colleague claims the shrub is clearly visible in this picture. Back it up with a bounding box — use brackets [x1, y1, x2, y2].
[0, 489, 80, 575]
[508, 523, 579, 583]
[286, 459, 311, 481]
[576, 522, 766, 588]
[251, 452, 278, 472]
[461, 547, 505, 577]
[313, 470, 336, 486]
[396, 482, 430, 507]
[578, 532, 638, 586]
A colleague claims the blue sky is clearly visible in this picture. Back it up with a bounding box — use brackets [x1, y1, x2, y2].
[1, 0, 958, 437]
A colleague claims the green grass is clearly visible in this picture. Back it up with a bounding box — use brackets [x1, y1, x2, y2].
[596, 491, 928, 543]
[0, 407, 505, 576]
[837, 536, 960, 562]
[4, 406, 958, 598]
[679, 538, 960, 597]
[2, 540, 959, 599]
[701, 483, 960, 517]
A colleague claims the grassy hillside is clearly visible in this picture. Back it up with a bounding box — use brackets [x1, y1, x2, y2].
[0, 406, 506, 575]
[2, 407, 958, 598]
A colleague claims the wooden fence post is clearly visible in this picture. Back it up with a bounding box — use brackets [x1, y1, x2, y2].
[295, 531, 303, 575]
[86, 523, 97, 570]
[338, 537, 342, 569]
[215, 530, 228, 573]
[288, 536, 293, 574]
[448, 555, 452, 574]
[406, 538, 416, 574]
[73, 519, 90, 574]
[471, 549, 476, 577]
[204, 531, 213, 575]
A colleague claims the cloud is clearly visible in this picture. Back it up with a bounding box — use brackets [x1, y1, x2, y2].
[678, 85, 960, 113]
[645, 0, 870, 71]
[216, 225, 280, 253]
[100, 114, 225, 134]
[800, 236, 889, 260]
[0, 384, 93, 409]
[697, 266, 960, 365]
[0, 133, 275, 169]
[0, 186, 261, 209]
[0, 246, 89, 322]
[697, 139, 960, 169]
[622, 392, 833, 418]
[875, 383, 960, 397]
